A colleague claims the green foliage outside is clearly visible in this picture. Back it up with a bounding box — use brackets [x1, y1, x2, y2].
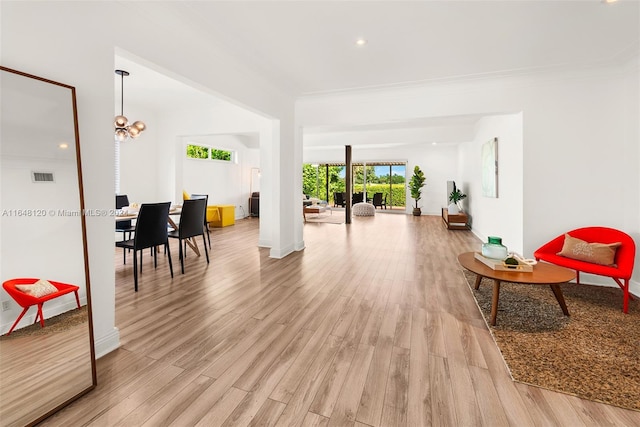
[303, 164, 345, 202]
[186, 144, 232, 161]
[211, 149, 232, 161]
[186, 144, 209, 159]
[353, 183, 406, 207]
[303, 163, 406, 207]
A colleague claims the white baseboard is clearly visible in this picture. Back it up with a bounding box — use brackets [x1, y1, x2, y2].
[270, 243, 295, 259]
[94, 327, 120, 359]
[631, 280, 640, 299]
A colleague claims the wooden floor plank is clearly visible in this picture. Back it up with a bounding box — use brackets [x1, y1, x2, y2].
[248, 399, 286, 427]
[274, 334, 343, 426]
[380, 346, 410, 427]
[356, 303, 398, 426]
[269, 296, 349, 404]
[429, 355, 458, 426]
[219, 328, 314, 426]
[308, 301, 372, 418]
[407, 308, 432, 426]
[327, 343, 375, 427]
[468, 365, 510, 426]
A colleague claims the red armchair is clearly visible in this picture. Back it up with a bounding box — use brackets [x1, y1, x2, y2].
[2, 278, 81, 335]
[533, 227, 636, 313]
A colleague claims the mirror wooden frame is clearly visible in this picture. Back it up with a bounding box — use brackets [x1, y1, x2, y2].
[0, 66, 97, 426]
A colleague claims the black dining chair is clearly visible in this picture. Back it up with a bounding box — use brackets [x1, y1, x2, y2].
[168, 198, 209, 274]
[352, 192, 364, 205]
[116, 194, 136, 264]
[334, 192, 346, 207]
[373, 192, 387, 209]
[115, 202, 173, 291]
[190, 193, 211, 249]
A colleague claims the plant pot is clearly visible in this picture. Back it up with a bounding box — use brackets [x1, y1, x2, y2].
[412, 208, 422, 216]
[447, 203, 460, 214]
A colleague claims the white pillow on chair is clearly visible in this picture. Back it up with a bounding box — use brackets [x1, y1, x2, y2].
[15, 280, 58, 298]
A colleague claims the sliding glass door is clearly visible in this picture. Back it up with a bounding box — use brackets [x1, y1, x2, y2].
[303, 162, 405, 209]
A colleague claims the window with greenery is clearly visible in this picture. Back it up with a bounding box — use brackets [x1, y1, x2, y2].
[186, 144, 209, 159]
[186, 144, 233, 162]
[211, 149, 232, 161]
[303, 162, 406, 208]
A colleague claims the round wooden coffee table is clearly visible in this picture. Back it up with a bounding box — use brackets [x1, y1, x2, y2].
[457, 252, 576, 326]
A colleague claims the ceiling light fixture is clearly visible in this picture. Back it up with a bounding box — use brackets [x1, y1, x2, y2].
[355, 38, 367, 46]
[114, 69, 145, 142]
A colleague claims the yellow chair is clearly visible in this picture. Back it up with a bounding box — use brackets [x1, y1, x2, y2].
[206, 206, 220, 223]
[209, 205, 235, 227]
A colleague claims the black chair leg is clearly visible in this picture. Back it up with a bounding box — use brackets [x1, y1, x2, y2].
[179, 238, 185, 274]
[153, 246, 158, 269]
[166, 242, 174, 278]
[133, 249, 138, 292]
[203, 234, 209, 264]
[206, 225, 211, 249]
[122, 233, 127, 264]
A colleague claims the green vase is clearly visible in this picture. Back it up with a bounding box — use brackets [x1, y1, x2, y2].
[482, 236, 508, 260]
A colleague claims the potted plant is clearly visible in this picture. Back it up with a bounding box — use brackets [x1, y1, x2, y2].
[409, 165, 426, 216]
[448, 183, 467, 214]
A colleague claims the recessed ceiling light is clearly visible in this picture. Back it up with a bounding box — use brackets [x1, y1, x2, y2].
[601, 0, 618, 3]
[58, 143, 69, 149]
[432, 142, 437, 146]
[355, 38, 367, 46]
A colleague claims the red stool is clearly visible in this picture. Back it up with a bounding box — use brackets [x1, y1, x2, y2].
[2, 278, 81, 335]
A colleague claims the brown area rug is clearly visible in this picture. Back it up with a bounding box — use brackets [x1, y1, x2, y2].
[462, 271, 640, 412]
[0, 306, 87, 340]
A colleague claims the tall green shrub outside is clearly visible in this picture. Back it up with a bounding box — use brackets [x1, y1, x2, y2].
[354, 183, 406, 207]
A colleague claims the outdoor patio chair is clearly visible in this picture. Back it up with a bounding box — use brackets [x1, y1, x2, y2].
[373, 193, 387, 209]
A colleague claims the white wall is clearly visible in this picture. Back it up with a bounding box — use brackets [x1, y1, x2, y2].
[459, 114, 524, 254]
[118, 104, 160, 204]
[1, 1, 298, 356]
[152, 102, 273, 246]
[178, 134, 260, 218]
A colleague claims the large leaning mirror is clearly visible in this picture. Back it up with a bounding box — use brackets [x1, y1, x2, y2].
[0, 66, 96, 426]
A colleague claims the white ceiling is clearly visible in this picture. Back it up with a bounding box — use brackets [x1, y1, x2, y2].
[169, 0, 638, 95]
[116, 0, 639, 145]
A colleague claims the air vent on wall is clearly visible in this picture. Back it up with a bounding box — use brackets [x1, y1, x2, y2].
[32, 171, 55, 183]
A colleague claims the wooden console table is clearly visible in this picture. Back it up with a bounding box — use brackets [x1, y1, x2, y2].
[442, 207, 469, 230]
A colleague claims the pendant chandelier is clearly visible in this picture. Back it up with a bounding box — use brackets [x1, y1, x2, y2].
[114, 69, 145, 142]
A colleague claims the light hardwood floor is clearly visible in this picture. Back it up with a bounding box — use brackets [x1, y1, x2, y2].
[41, 214, 640, 426]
